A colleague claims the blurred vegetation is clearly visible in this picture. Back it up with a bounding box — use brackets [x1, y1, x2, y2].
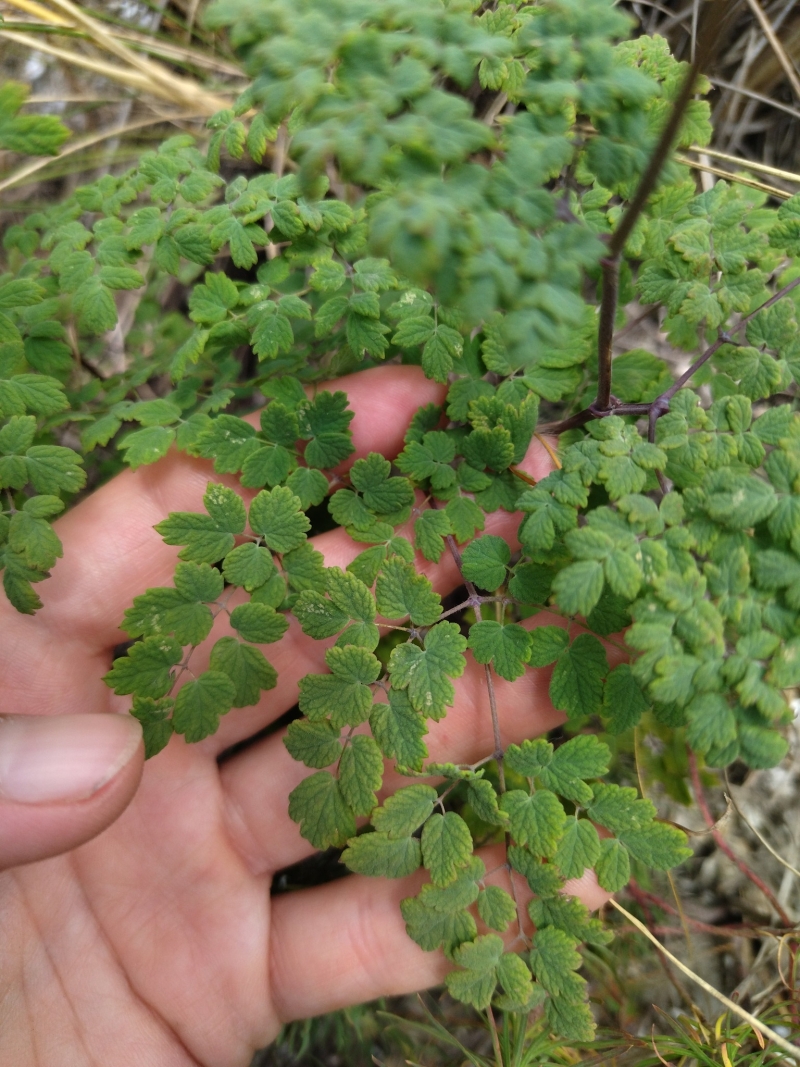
[4, 1, 800, 1064]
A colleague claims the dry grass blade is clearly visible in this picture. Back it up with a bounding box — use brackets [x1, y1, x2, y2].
[688, 144, 800, 184]
[0, 0, 69, 25]
[0, 29, 168, 94]
[103, 29, 244, 77]
[2, 0, 231, 114]
[742, 0, 800, 102]
[674, 154, 791, 198]
[1, 0, 242, 75]
[0, 112, 206, 194]
[45, 0, 226, 109]
[708, 76, 800, 123]
[723, 785, 800, 881]
[610, 900, 800, 1062]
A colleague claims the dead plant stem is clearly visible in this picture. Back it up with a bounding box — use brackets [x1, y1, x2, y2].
[687, 750, 793, 927]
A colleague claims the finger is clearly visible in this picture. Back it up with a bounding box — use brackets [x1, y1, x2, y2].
[220, 611, 571, 873]
[205, 433, 558, 753]
[268, 843, 611, 1024]
[0, 714, 143, 869]
[30, 366, 447, 648]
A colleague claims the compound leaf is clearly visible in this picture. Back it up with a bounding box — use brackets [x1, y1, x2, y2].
[104, 635, 182, 698]
[388, 623, 467, 719]
[595, 837, 631, 892]
[339, 734, 384, 816]
[209, 636, 277, 706]
[372, 784, 437, 838]
[342, 832, 421, 878]
[554, 819, 602, 880]
[421, 811, 473, 886]
[461, 535, 511, 590]
[370, 688, 429, 770]
[468, 620, 532, 681]
[288, 771, 356, 850]
[284, 718, 342, 768]
[172, 669, 236, 742]
[376, 557, 442, 625]
[477, 886, 518, 932]
[500, 789, 566, 856]
[549, 635, 608, 719]
[249, 485, 310, 552]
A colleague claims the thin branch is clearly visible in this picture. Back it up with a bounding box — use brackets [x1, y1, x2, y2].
[539, 275, 800, 436]
[441, 528, 506, 795]
[663, 275, 800, 403]
[595, 257, 620, 410]
[437, 596, 508, 622]
[484, 664, 505, 793]
[724, 779, 800, 881]
[687, 749, 793, 927]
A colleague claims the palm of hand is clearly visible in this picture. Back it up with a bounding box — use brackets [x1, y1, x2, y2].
[0, 368, 602, 1067]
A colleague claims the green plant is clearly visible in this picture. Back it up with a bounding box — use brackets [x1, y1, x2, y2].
[3, 0, 800, 1056]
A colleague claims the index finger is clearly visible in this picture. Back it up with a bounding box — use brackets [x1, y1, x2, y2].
[29, 366, 446, 649]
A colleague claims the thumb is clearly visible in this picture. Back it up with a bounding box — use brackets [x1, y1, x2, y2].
[0, 713, 143, 870]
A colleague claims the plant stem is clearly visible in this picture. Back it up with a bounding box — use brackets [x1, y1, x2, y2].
[590, 32, 711, 415]
[661, 274, 800, 404]
[595, 256, 620, 411]
[484, 664, 506, 793]
[486, 1004, 504, 1067]
[437, 595, 508, 622]
[687, 749, 793, 927]
[442, 531, 506, 791]
[541, 6, 742, 435]
[540, 274, 800, 437]
[611, 899, 800, 1063]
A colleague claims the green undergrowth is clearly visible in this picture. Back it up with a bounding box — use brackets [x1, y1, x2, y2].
[2, 0, 800, 1055]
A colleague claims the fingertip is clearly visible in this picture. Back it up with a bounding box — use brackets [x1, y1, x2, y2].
[318, 365, 447, 463]
[0, 714, 144, 870]
[517, 433, 560, 483]
[564, 868, 613, 911]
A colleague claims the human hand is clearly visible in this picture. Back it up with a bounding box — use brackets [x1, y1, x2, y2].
[0, 365, 609, 1066]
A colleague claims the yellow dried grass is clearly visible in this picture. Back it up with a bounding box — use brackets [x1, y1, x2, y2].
[0, 0, 232, 114]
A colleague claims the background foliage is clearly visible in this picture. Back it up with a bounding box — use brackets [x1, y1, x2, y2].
[4, 0, 800, 1063]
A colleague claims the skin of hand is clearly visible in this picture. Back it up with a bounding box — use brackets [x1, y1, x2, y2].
[0, 365, 611, 1067]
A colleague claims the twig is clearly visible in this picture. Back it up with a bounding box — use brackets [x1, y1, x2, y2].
[687, 750, 793, 927]
[627, 881, 767, 939]
[440, 530, 505, 792]
[724, 780, 800, 882]
[540, 276, 800, 436]
[436, 596, 507, 622]
[611, 899, 800, 1061]
[484, 664, 505, 793]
